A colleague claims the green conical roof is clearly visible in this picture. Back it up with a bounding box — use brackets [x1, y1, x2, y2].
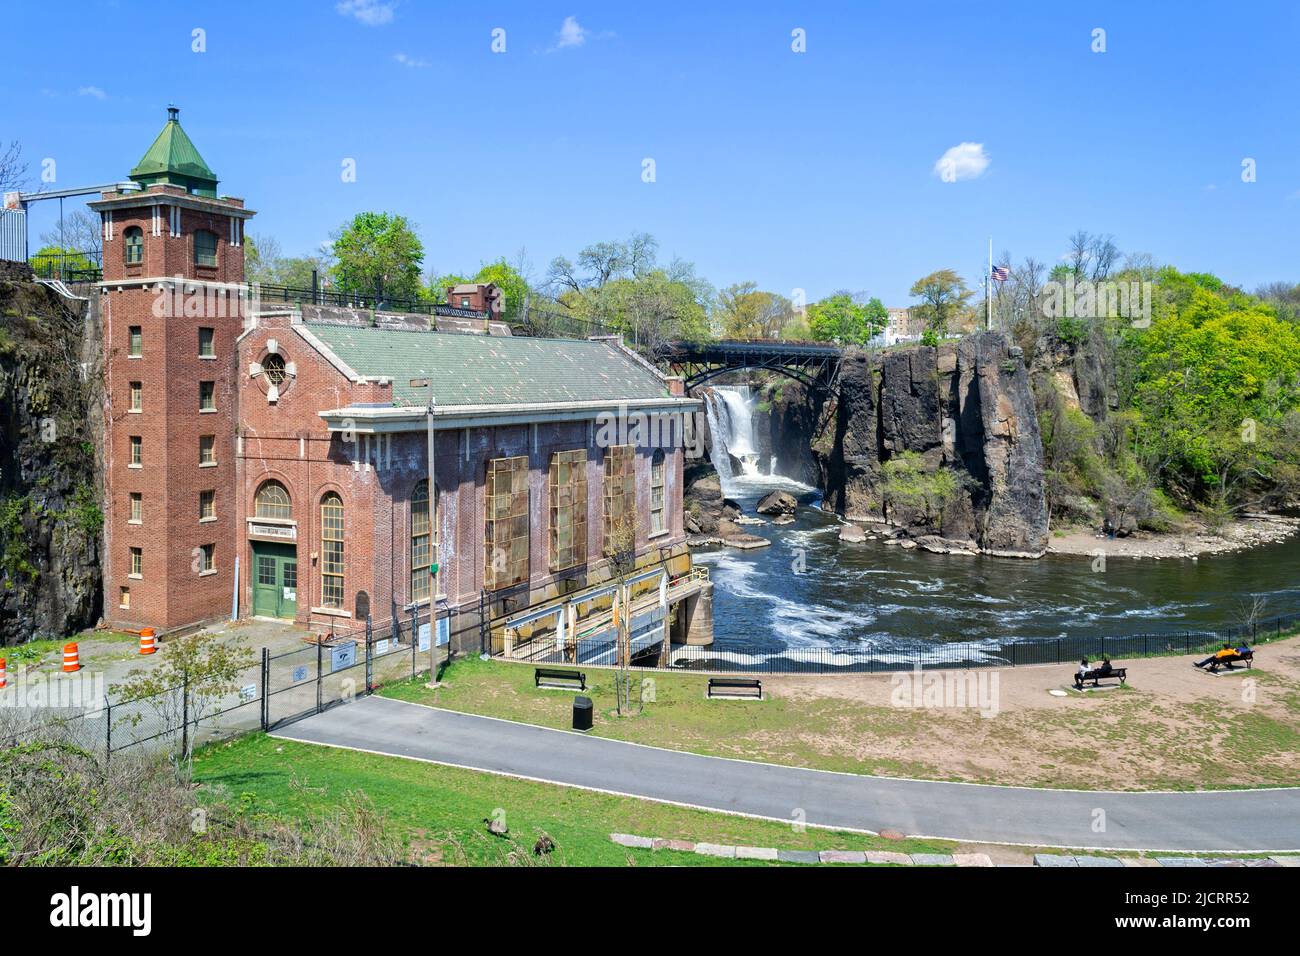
[129, 107, 219, 197]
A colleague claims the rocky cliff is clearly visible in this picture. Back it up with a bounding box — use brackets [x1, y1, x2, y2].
[0, 268, 103, 644]
[820, 331, 1050, 556]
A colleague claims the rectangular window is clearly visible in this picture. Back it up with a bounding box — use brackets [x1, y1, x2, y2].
[199, 489, 215, 521]
[199, 381, 215, 411]
[603, 445, 636, 556]
[129, 492, 142, 523]
[484, 455, 529, 590]
[129, 381, 142, 412]
[199, 435, 216, 465]
[199, 543, 215, 573]
[198, 327, 215, 358]
[129, 435, 142, 466]
[119, 586, 131, 610]
[549, 449, 588, 572]
[128, 326, 142, 357]
[129, 546, 143, 578]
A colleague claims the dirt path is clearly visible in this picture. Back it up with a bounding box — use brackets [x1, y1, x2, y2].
[1047, 515, 1300, 559]
[751, 636, 1300, 790]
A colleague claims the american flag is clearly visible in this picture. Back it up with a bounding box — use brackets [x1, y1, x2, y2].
[990, 265, 1010, 282]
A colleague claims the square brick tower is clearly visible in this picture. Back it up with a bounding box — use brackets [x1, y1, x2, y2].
[90, 108, 255, 632]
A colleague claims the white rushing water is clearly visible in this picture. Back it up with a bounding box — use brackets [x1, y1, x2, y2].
[705, 386, 760, 489]
[704, 385, 812, 496]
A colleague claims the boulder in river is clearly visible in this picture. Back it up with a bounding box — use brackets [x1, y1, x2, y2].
[839, 523, 867, 543]
[756, 490, 798, 516]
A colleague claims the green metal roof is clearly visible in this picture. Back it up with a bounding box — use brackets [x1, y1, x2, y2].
[129, 107, 219, 196]
[306, 323, 672, 407]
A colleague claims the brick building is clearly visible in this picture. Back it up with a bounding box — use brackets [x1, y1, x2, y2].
[92, 109, 712, 655]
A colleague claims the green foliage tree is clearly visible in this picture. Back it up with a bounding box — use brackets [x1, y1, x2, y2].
[909, 270, 973, 337]
[1124, 268, 1300, 512]
[329, 212, 425, 302]
[715, 282, 795, 339]
[807, 293, 886, 345]
[111, 633, 256, 779]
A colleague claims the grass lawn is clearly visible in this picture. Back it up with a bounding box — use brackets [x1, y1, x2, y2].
[192, 733, 961, 866]
[379, 648, 1300, 791]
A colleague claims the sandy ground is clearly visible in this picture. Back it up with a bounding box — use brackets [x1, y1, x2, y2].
[754, 635, 1300, 790]
[1048, 514, 1300, 559]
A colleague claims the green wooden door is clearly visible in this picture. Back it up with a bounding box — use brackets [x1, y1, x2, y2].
[252, 542, 298, 619]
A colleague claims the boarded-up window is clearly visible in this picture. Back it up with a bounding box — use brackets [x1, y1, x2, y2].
[485, 456, 529, 590]
[549, 449, 588, 572]
[603, 444, 636, 555]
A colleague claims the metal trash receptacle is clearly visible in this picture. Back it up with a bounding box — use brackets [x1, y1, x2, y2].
[573, 695, 593, 731]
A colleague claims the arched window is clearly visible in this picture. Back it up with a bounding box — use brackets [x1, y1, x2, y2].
[194, 229, 218, 267]
[650, 449, 666, 535]
[411, 480, 432, 603]
[320, 493, 344, 609]
[255, 480, 291, 520]
[124, 227, 144, 265]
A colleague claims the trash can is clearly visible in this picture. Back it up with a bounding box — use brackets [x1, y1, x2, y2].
[572, 695, 593, 732]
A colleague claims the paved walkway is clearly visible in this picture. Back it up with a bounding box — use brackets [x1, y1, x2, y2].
[273, 696, 1300, 852]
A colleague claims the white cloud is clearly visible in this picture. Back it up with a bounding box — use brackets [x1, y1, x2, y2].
[552, 15, 588, 50]
[337, 0, 395, 26]
[393, 52, 429, 68]
[932, 142, 990, 181]
[77, 85, 107, 100]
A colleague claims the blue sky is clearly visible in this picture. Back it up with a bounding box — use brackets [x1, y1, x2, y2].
[5, 0, 1299, 304]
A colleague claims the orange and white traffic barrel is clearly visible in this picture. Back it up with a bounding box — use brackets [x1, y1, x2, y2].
[139, 628, 156, 655]
[0, 657, 6, 689]
[62, 642, 81, 673]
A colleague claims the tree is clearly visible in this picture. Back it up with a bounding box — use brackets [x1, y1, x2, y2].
[715, 282, 794, 339]
[544, 233, 713, 353]
[111, 633, 256, 779]
[0, 141, 26, 193]
[39, 210, 101, 262]
[245, 233, 331, 288]
[909, 270, 972, 337]
[807, 293, 886, 345]
[467, 258, 532, 321]
[329, 212, 425, 302]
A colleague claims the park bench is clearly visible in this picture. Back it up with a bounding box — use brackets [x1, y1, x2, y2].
[1074, 665, 1127, 690]
[1205, 649, 1253, 672]
[707, 677, 763, 700]
[535, 667, 586, 691]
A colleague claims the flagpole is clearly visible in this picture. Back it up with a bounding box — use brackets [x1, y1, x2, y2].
[986, 235, 992, 331]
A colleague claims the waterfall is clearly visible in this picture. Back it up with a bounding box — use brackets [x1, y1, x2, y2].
[705, 386, 762, 494]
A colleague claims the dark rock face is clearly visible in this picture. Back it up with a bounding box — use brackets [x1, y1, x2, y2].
[0, 279, 103, 644]
[817, 333, 1049, 556]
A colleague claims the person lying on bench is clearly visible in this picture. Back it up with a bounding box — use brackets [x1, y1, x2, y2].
[1194, 644, 1239, 669]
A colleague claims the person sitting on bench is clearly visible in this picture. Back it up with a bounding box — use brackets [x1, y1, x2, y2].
[1094, 657, 1114, 676]
[1076, 658, 1090, 681]
[1194, 644, 1239, 669]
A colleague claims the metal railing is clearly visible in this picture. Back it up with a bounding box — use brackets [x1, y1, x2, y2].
[502, 609, 1300, 676]
[29, 249, 102, 283]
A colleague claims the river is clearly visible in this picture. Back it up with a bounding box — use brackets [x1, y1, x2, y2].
[694, 479, 1300, 655]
